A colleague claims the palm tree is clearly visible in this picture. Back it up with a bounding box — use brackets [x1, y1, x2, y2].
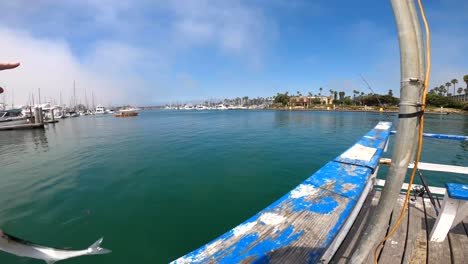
[457, 87, 463, 95]
[319, 87, 323, 96]
[439, 85, 446, 96]
[451, 79, 458, 95]
[464, 75, 468, 89]
[445, 82, 451, 96]
[338, 91, 345, 100]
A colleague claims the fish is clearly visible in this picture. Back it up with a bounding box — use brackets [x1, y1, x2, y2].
[0, 230, 111, 264]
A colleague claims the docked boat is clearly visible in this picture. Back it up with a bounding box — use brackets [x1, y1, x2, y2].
[68, 111, 80, 117]
[95, 105, 106, 114]
[216, 104, 227, 110]
[0, 110, 29, 127]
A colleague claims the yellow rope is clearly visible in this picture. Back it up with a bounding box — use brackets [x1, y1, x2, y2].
[373, 0, 431, 262]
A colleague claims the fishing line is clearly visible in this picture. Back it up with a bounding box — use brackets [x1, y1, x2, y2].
[359, 74, 392, 121]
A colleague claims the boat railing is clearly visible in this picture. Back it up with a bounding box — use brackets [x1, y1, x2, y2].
[376, 131, 467, 193]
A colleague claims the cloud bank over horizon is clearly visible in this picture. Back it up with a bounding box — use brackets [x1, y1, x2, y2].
[0, 0, 466, 106]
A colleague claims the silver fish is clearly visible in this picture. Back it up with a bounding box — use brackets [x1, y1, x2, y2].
[0, 231, 111, 264]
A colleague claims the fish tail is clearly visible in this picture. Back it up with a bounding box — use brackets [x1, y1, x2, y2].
[87, 237, 111, 255]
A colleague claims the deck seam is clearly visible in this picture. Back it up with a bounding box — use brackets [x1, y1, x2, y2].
[400, 198, 410, 264]
[421, 194, 429, 264]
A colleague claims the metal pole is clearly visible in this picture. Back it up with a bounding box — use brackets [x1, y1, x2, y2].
[407, 0, 425, 162]
[350, 0, 424, 262]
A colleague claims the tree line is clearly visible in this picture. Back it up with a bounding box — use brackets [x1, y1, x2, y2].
[273, 89, 399, 107]
[429, 75, 468, 96]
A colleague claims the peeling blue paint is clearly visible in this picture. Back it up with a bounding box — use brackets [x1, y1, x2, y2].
[290, 195, 339, 214]
[171, 122, 392, 264]
[326, 198, 357, 245]
[215, 226, 303, 264]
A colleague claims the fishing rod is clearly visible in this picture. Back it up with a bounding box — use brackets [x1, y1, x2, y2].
[359, 74, 392, 120]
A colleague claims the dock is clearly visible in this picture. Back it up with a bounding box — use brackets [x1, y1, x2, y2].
[44, 120, 59, 124]
[0, 123, 44, 131]
[332, 190, 468, 263]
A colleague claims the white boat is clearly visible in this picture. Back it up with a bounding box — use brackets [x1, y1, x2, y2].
[0, 110, 29, 127]
[183, 104, 195, 110]
[195, 105, 207, 110]
[95, 105, 106, 114]
[68, 111, 79, 117]
[216, 104, 227, 110]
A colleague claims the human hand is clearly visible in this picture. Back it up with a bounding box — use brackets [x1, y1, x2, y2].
[0, 62, 20, 71]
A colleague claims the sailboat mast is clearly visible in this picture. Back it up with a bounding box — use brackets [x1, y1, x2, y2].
[73, 80, 76, 111]
[350, 0, 426, 261]
[85, 89, 89, 111]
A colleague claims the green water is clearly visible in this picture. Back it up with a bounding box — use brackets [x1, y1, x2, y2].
[0, 111, 466, 263]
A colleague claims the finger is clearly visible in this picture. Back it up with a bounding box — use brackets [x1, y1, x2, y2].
[0, 62, 20, 71]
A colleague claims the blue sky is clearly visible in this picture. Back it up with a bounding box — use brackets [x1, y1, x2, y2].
[0, 0, 466, 106]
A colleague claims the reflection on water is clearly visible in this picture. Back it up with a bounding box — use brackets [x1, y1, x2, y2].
[0, 129, 49, 156]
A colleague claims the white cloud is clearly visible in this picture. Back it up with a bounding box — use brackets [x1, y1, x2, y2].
[0, 0, 277, 105]
[0, 26, 153, 107]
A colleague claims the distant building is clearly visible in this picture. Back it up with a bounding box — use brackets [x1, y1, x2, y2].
[449, 94, 468, 103]
[289, 96, 333, 108]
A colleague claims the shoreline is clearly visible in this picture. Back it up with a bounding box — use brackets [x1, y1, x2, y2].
[264, 107, 467, 115]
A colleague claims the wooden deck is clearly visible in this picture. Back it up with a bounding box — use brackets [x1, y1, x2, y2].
[331, 190, 468, 264]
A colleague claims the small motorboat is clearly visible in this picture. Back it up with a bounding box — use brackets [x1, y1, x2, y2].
[115, 108, 139, 117]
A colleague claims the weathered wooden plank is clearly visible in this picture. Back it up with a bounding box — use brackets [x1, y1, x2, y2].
[440, 197, 468, 264]
[171, 122, 392, 264]
[426, 197, 451, 263]
[173, 185, 355, 264]
[330, 190, 380, 264]
[403, 194, 427, 264]
[378, 195, 408, 263]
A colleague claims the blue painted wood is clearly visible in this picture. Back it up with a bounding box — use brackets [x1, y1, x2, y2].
[390, 131, 468, 141]
[446, 183, 468, 200]
[171, 122, 392, 264]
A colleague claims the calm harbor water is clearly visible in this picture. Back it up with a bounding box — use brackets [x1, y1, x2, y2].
[0, 110, 466, 263]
